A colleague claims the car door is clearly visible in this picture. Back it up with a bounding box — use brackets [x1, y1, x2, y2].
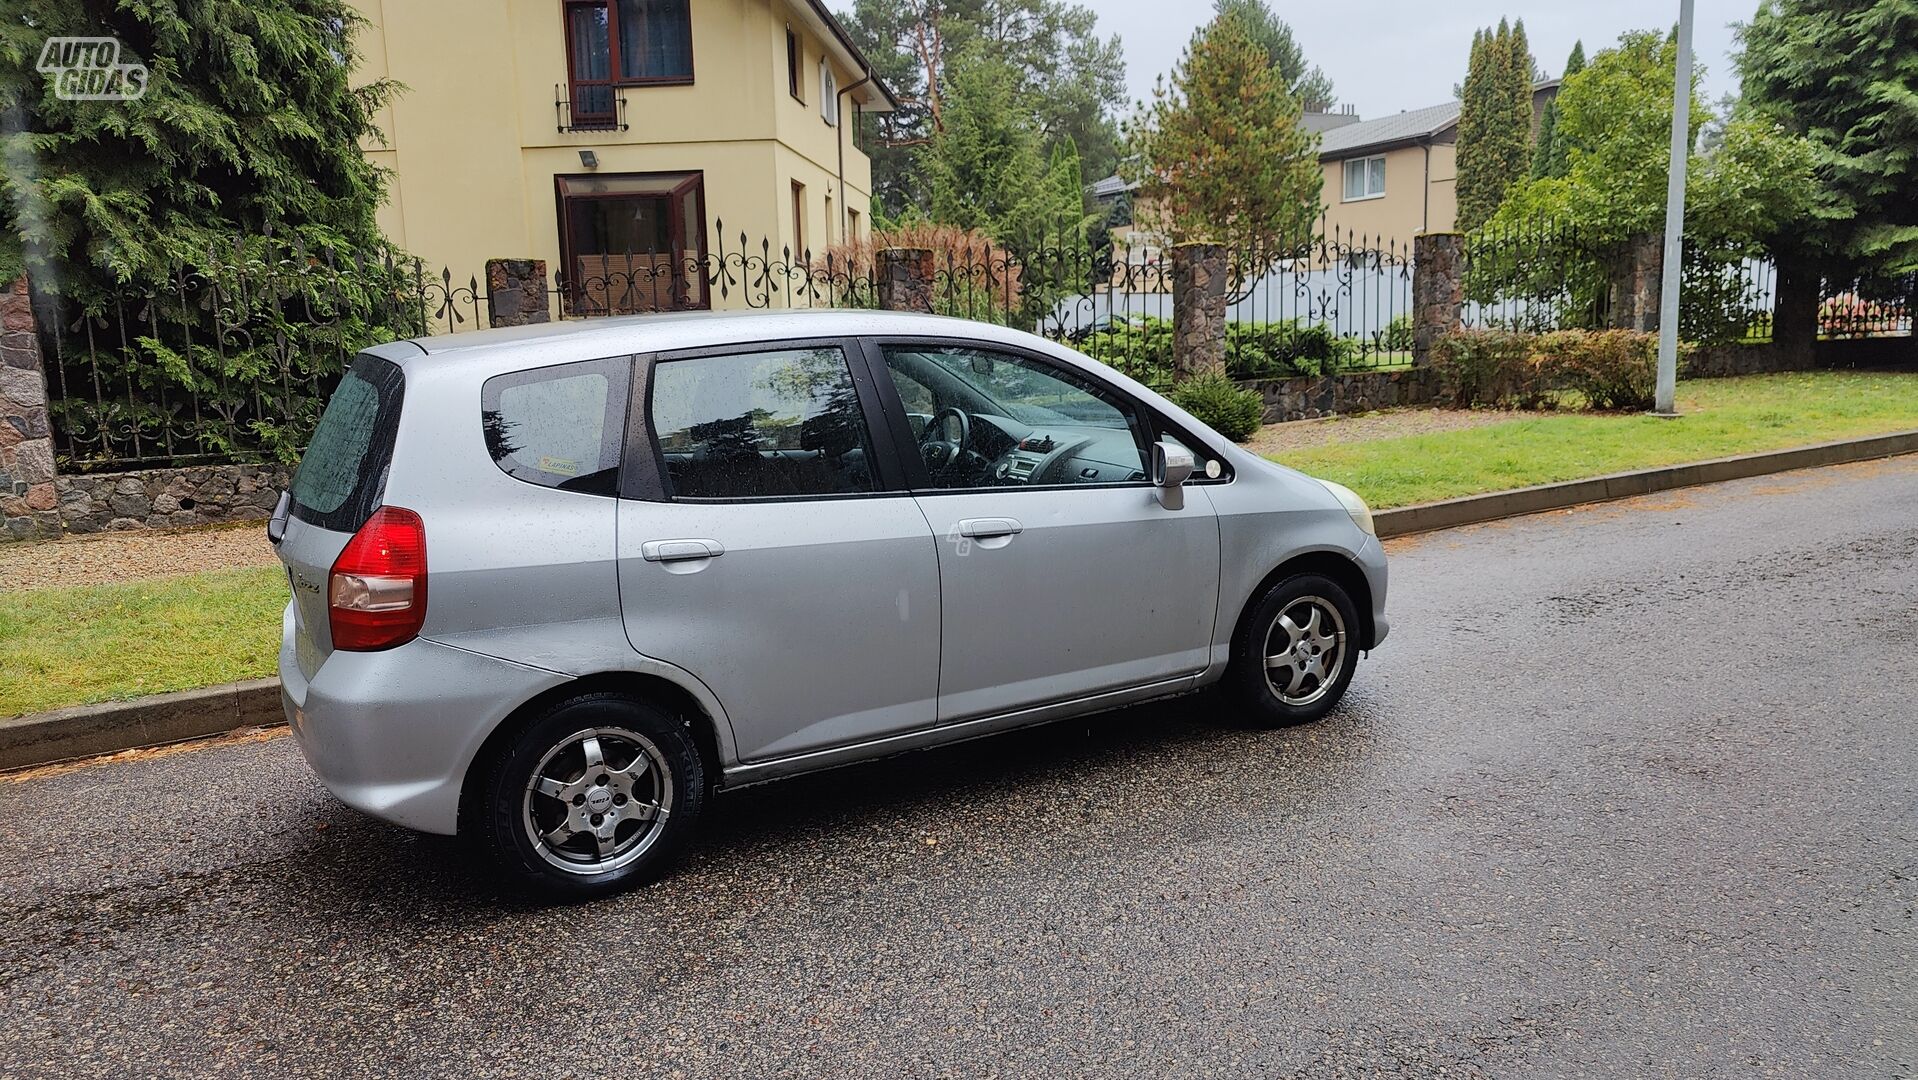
[615, 339, 942, 764]
[862, 339, 1222, 723]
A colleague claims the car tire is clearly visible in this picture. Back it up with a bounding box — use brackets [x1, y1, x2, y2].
[1226, 573, 1363, 727]
[473, 692, 705, 899]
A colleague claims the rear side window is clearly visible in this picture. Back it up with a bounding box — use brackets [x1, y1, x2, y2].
[648, 346, 876, 499]
[482, 357, 632, 497]
[290, 353, 405, 532]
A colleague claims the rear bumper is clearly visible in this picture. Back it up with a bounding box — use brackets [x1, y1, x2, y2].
[280, 604, 566, 835]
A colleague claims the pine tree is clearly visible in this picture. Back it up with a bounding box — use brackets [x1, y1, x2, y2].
[1210, 0, 1335, 108]
[920, 43, 1089, 249]
[0, 0, 401, 308]
[844, 0, 1127, 220]
[1739, 0, 1918, 275]
[1125, 12, 1323, 263]
[1531, 41, 1585, 179]
[1455, 18, 1536, 231]
[0, 0, 415, 465]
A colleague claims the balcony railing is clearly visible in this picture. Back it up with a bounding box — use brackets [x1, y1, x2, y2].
[555, 84, 628, 133]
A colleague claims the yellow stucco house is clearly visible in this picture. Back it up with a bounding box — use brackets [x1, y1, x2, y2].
[350, 0, 896, 313]
[1317, 82, 1559, 247]
[1097, 85, 1562, 262]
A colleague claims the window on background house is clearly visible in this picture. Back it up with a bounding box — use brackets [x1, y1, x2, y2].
[1342, 155, 1387, 201]
[825, 194, 834, 243]
[791, 180, 806, 257]
[786, 27, 803, 102]
[819, 59, 839, 125]
[563, 0, 693, 116]
[848, 207, 861, 239]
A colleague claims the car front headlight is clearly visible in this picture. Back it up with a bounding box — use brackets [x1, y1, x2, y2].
[1318, 479, 1375, 536]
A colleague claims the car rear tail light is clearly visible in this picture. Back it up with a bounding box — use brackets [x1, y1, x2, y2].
[328, 506, 427, 651]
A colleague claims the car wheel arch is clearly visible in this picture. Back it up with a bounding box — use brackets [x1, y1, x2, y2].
[1231, 550, 1377, 657]
[456, 671, 726, 837]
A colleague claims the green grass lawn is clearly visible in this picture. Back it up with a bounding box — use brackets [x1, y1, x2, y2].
[1272, 371, 1918, 509]
[0, 566, 285, 718]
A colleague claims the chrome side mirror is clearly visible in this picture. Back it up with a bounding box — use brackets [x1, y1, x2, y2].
[1151, 439, 1196, 510]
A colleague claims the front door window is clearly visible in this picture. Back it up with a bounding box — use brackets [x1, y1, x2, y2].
[878, 345, 1151, 490]
[556, 173, 707, 315]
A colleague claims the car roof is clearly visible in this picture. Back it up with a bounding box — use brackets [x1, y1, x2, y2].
[383, 309, 1053, 370]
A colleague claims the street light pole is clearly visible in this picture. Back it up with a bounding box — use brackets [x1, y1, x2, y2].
[1654, 0, 1695, 416]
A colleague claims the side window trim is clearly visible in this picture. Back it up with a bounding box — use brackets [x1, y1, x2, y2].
[854, 335, 1230, 494]
[620, 336, 912, 504]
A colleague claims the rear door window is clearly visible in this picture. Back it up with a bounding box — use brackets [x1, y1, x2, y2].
[290, 353, 405, 532]
[482, 357, 632, 496]
[648, 346, 877, 499]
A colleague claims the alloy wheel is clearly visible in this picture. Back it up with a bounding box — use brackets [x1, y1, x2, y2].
[1262, 596, 1348, 707]
[521, 726, 673, 876]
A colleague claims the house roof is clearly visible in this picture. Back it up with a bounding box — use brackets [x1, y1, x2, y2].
[1317, 80, 1561, 160]
[1317, 101, 1462, 158]
[1089, 174, 1137, 198]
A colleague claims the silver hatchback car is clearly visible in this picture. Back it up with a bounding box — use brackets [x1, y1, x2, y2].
[271, 310, 1387, 895]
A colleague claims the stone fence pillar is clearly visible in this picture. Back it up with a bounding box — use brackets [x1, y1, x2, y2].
[875, 247, 934, 313]
[1, 276, 60, 540]
[1411, 232, 1464, 366]
[1171, 242, 1227, 379]
[1608, 232, 1663, 331]
[486, 259, 550, 328]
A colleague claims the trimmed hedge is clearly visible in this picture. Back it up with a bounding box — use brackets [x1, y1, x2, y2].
[1434, 328, 1687, 411]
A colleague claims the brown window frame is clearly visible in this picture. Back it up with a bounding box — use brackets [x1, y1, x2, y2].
[555, 171, 711, 316]
[563, 0, 695, 115]
[786, 26, 804, 103]
[791, 179, 806, 258]
[563, 0, 618, 128]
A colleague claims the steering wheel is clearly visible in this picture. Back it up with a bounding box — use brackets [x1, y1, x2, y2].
[919, 406, 973, 475]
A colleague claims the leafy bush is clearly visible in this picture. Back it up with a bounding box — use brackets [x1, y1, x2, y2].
[1383, 314, 1416, 352]
[1075, 315, 1361, 385]
[1225, 320, 1361, 378]
[1433, 327, 1682, 411]
[1171, 370, 1266, 442]
[1432, 329, 1553, 409]
[1076, 316, 1175, 386]
[1533, 329, 1680, 411]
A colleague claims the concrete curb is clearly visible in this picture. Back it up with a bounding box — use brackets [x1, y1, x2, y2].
[6, 430, 1917, 772]
[1372, 429, 1918, 539]
[0, 679, 282, 772]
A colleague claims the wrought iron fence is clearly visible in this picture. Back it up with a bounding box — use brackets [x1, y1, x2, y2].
[39, 223, 1421, 472]
[1677, 241, 1795, 346]
[1460, 220, 1612, 332]
[42, 244, 426, 472]
[1819, 271, 1915, 339]
[922, 225, 1417, 388]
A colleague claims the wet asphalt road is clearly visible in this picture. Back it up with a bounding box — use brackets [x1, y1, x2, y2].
[3, 458, 1916, 1079]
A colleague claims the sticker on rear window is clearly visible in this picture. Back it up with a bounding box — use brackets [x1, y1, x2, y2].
[538, 455, 580, 476]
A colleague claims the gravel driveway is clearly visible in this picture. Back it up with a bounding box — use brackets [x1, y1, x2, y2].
[0, 522, 276, 591]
